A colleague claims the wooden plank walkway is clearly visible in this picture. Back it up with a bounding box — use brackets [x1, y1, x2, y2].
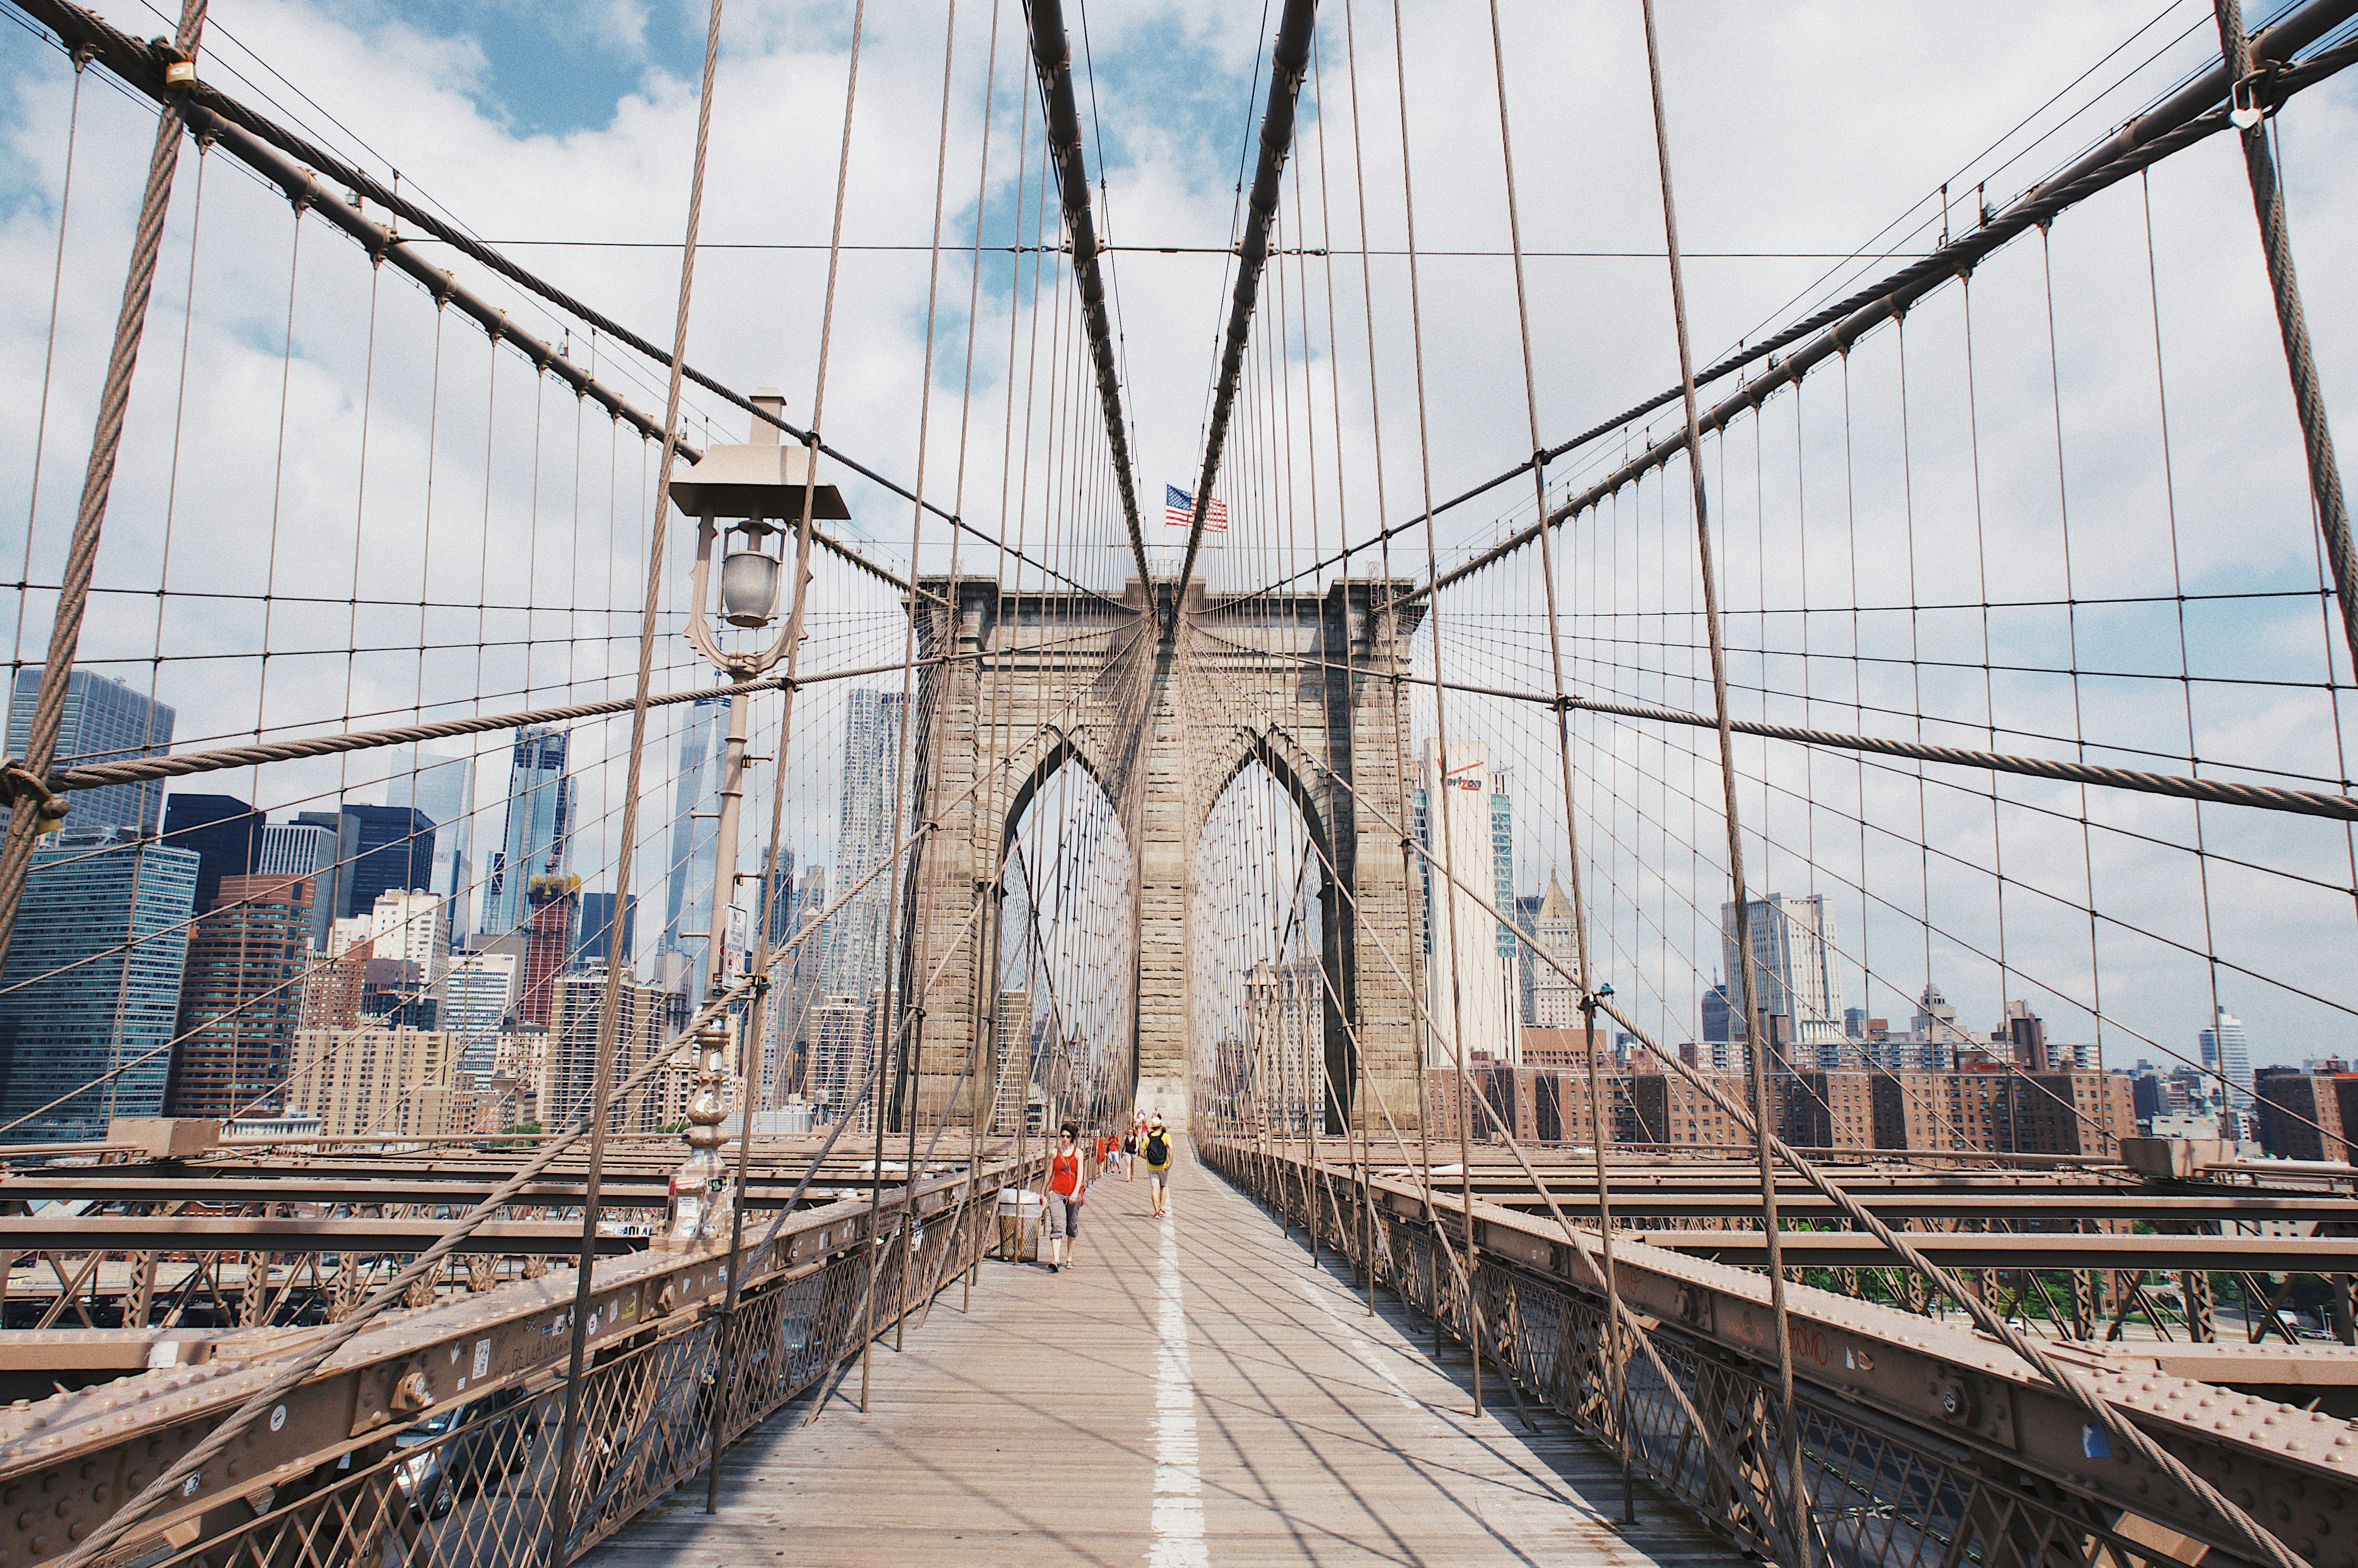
[592, 1150, 1747, 1567]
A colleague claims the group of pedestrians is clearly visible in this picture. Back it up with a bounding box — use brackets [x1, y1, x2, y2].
[1038, 1112, 1174, 1272]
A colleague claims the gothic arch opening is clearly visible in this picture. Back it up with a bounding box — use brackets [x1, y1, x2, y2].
[993, 753, 1133, 1135]
[1191, 754, 1344, 1136]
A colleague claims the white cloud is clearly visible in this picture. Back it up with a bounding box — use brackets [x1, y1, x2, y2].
[4, 0, 2356, 1078]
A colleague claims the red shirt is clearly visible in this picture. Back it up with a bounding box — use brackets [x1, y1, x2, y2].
[1050, 1148, 1081, 1196]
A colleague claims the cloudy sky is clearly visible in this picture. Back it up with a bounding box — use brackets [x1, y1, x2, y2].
[4, 0, 2357, 1087]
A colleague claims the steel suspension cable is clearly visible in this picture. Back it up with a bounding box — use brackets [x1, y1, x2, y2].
[1172, 0, 1319, 612]
[541, 0, 726, 1550]
[1240, 676, 2318, 1568]
[1479, 0, 1635, 1520]
[2215, 0, 2358, 681]
[1638, 10, 1808, 1550]
[862, 0, 954, 1413]
[0, 0, 208, 973]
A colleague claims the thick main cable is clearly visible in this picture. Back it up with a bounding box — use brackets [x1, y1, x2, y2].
[1171, 0, 1319, 613]
[1024, 0, 1148, 584]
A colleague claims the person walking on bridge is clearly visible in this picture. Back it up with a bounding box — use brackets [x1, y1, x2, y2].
[1044, 1121, 1083, 1272]
[1142, 1115, 1174, 1220]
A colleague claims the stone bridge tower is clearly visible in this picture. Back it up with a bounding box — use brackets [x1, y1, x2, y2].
[897, 576, 1425, 1136]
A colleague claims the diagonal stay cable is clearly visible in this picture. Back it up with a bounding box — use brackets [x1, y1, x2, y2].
[1231, 0, 2358, 607]
[1233, 705, 2310, 1568]
[4, 0, 1123, 611]
[41, 686, 1080, 1568]
[544, 0, 726, 1552]
[36, 624, 1120, 797]
[0, 0, 206, 976]
[1182, 623, 2358, 820]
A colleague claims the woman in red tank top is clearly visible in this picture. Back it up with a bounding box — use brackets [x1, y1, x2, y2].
[1045, 1122, 1083, 1272]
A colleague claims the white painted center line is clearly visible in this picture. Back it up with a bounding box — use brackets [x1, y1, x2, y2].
[1148, 1208, 1207, 1568]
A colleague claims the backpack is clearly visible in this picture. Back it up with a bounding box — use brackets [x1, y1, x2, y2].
[1146, 1130, 1169, 1165]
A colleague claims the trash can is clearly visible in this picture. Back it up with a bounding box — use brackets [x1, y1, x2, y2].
[995, 1187, 1043, 1262]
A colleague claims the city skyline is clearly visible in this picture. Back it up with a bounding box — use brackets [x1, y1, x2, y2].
[820, 689, 908, 1005]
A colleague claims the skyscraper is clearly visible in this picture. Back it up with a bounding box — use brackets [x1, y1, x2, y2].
[782, 865, 828, 1073]
[660, 696, 728, 972]
[1720, 893, 1844, 1053]
[364, 889, 450, 979]
[547, 968, 670, 1134]
[2201, 1004, 2253, 1108]
[385, 749, 475, 936]
[1527, 878, 1577, 1028]
[576, 892, 635, 970]
[821, 691, 906, 1001]
[440, 948, 519, 1080]
[1489, 773, 1515, 959]
[325, 806, 437, 923]
[1701, 982, 1744, 1073]
[761, 846, 798, 949]
[518, 882, 580, 1027]
[258, 820, 336, 880]
[484, 728, 571, 938]
[166, 873, 314, 1118]
[1411, 784, 1431, 959]
[1245, 959, 1321, 1132]
[161, 794, 263, 912]
[263, 818, 340, 950]
[0, 828, 198, 1141]
[1421, 738, 1514, 1067]
[810, 993, 883, 1119]
[6, 669, 174, 835]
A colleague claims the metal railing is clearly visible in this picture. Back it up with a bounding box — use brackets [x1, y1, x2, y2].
[87, 1165, 1022, 1568]
[1206, 1142, 2211, 1568]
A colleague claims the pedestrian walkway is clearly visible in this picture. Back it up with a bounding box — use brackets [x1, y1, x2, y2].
[592, 1150, 1745, 1567]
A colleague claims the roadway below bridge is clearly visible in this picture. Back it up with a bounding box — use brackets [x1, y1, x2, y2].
[590, 1147, 1740, 1567]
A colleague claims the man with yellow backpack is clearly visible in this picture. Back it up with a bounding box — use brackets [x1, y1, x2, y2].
[1141, 1114, 1174, 1220]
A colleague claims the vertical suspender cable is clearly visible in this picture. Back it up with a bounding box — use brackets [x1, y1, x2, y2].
[868, 0, 959, 1399]
[543, 0, 726, 1559]
[1383, 0, 1484, 1414]
[1634, 2, 1812, 1561]
[2213, 0, 2357, 681]
[0, 0, 208, 974]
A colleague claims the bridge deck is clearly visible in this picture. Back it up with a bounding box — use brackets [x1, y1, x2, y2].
[592, 1153, 1744, 1567]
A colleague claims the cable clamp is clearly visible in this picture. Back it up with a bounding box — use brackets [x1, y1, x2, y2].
[0, 760, 69, 833]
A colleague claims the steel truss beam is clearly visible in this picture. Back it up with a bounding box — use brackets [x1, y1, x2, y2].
[1622, 1229, 2358, 1273]
[0, 1218, 640, 1255]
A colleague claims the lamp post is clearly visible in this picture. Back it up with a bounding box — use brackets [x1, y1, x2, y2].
[657, 390, 847, 1250]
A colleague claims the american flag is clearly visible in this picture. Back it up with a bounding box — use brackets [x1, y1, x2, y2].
[1163, 484, 1227, 532]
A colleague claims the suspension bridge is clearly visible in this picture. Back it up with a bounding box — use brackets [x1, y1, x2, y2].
[1, 0, 2357, 1564]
